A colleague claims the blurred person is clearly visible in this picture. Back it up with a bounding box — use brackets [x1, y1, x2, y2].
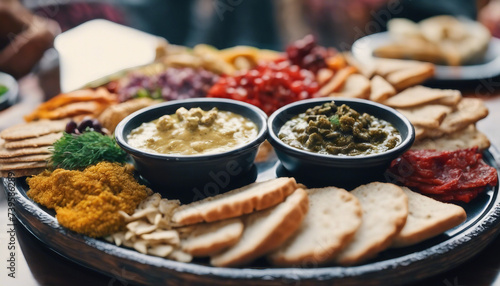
[0, 0, 60, 78]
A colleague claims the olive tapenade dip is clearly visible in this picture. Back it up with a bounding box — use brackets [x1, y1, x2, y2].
[128, 107, 258, 155]
[278, 101, 401, 156]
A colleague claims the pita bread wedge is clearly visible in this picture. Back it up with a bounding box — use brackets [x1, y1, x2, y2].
[372, 58, 428, 77]
[385, 63, 435, 91]
[329, 74, 371, 99]
[335, 182, 408, 265]
[181, 218, 244, 257]
[269, 187, 362, 266]
[392, 187, 466, 247]
[318, 66, 357, 97]
[210, 188, 309, 267]
[397, 105, 452, 128]
[171, 177, 298, 226]
[369, 75, 397, 102]
[423, 98, 489, 138]
[411, 124, 490, 151]
[383, 86, 461, 108]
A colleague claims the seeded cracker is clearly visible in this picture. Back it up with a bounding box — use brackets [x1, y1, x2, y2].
[0, 119, 68, 140]
[0, 139, 51, 158]
[4, 132, 63, 149]
[0, 154, 51, 163]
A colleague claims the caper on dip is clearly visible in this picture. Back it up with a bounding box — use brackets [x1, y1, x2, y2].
[278, 101, 401, 156]
[128, 107, 258, 155]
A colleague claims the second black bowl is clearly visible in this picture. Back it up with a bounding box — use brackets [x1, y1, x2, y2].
[268, 98, 415, 188]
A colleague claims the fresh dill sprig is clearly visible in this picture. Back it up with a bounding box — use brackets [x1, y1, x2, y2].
[50, 131, 127, 170]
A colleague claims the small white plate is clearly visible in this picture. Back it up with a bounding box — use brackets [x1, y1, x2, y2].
[54, 19, 163, 92]
[352, 31, 500, 81]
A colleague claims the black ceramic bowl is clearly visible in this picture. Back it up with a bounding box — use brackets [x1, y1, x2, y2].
[115, 98, 268, 203]
[268, 97, 415, 188]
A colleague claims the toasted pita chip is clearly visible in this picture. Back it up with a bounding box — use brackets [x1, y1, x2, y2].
[0, 119, 68, 140]
[421, 98, 488, 138]
[4, 132, 62, 149]
[411, 125, 490, 152]
[369, 75, 396, 102]
[343, 52, 375, 78]
[386, 63, 435, 91]
[396, 105, 452, 128]
[318, 66, 357, 97]
[329, 74, 371, 99]
[373, 58, 427, 76]
[383, 86, 461, 108]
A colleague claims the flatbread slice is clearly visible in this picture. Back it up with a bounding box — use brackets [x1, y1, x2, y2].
[369, 75, 396, 102]
[411, 124, 490, 151]
[385, 63, 435, 91]
[181, 218, 244, 257]
[422, 98, 488, 138]
[4, 132, 62, 149]
[0, 119, 68, 140]
[210, 188, 309, 267]
[335, 182, 408, 265]
[329, 74, 371, 99]
[396, 104, 452, 128]
[171, 177, 298, 226]
[373, 58, 428, 77]
[269, 186, 362, 266]
[392, 187, 466, 247]
[383, 86, 461, 108]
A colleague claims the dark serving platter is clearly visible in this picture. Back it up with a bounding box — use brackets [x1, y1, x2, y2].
[4, 146, 500, 286]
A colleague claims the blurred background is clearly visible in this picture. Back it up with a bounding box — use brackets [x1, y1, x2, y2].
[1, 0, 499, 94]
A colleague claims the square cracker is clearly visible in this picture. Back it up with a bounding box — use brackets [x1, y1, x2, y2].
[0, 139, 51, 158]
[4, 132, 62, 149]
[0, 154, 51, 164]
[0, 119, 68, 140]
[0, 168, 46, 178]
[0, 161, 48, 171]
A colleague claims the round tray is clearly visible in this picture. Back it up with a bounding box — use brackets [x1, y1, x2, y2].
[4, 147, 500, 286]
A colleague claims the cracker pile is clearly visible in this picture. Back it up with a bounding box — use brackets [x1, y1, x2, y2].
[320, 56, 490, 152]
[106, 178, 466, 267]
[0, 119, 68, 177]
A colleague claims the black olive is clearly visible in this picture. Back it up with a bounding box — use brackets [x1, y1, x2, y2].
[77, 119, 94, 133]
[65, 120, 77, 134]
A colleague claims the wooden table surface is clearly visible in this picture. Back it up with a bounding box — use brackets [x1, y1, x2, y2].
[1, 73, 500, 286]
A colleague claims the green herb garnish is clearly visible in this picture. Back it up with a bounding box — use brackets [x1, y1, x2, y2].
[50, 131, 127, 170]
[0, 85, 8, 96]
[329, 115, 340, 127]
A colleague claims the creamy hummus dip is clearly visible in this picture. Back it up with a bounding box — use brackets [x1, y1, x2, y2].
[127, 107, 258, 155]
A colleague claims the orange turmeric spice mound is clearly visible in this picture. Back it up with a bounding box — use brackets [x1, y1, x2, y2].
[26, 162, 151, 237]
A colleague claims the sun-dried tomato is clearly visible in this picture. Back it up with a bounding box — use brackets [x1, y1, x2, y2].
[387, 147, 498, 203]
